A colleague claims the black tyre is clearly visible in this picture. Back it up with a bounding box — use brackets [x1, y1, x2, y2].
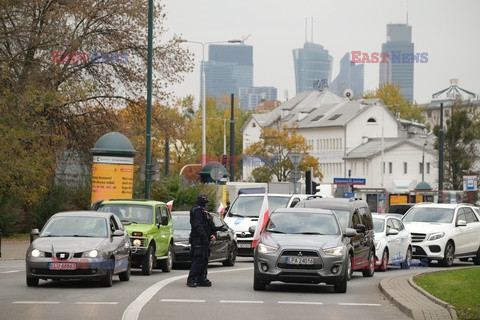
[472, 247, 480, 265]
[101, 268, 113, 287]
[222, 244, 237, 267]
[119, 257, 131, 281]
[378, 249, 388, 272]
[362, 250, 375, 277]
[253, 271, 266, 291]
[402, 247, 412, 269]
[347, 253, 353, 281]
[333, 269, 348, 293]
[142, 246, 155, 275]
[159, 245, 173, 273]
[439, 241, 455, 267]
[26, 276, 39, 287]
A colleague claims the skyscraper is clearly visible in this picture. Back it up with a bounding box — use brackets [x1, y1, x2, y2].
[379, 23, 414, 102]
[293, 42, 333, 94]
[238, 86, 277, 110]
[330, 52, 364, 99]
[203, 44, 253, 101]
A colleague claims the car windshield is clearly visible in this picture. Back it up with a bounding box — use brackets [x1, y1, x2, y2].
[172, 215, 190, 230]
[265, 211, 340, 235]
[228, 195, 290, 218]
[402, 207, 454, 223]
[98, 204, 153, 224]
[330, 210, 350, 231]
[41, 216, 108, 238]
[373, 218, 385, 233]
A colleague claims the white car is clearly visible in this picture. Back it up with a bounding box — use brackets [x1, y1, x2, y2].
[372, 214, 412, 271]
[402, 203, 480, 267]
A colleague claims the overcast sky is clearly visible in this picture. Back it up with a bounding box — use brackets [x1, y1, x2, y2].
[163, 0, 480, 105]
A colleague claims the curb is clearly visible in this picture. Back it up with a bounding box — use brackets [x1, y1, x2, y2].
[379, 276, 420, 319]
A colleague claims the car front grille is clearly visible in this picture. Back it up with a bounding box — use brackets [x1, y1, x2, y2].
[281, 250, 319, 257]
[130, 237, 147, 248]
[55, 252, 70, 260]
[277, 263, 322, 270]
[31, 268, 96, 276]
[411, 233, 426, 243]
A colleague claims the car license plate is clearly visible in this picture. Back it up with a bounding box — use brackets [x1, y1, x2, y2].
[49, 262, 77, 270]
[238, 243, 251, 248]
[286, 257, 314, 265]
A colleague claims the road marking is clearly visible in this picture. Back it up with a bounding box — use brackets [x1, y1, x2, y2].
[13, 301, 60, 304]
[161, 299, 205, 303]
[122, 267, 252, 320]
[337, 303, 382, 307]
[0, 270, 22, 274]
[75, 302, 118, 305]
[278, 301, 324, 305]
[220, 300, 264, 304]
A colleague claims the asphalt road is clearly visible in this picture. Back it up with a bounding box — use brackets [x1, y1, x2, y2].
[0, 257, 474, 320]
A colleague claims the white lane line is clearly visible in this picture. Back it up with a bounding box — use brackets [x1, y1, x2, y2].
[220, 300, 263, 304]
[161, 299, 205, 303]
[0, 270, 22, 274]
[278, 301, 323, 305]
[75, 302, 118, 305]
[13, 301, 60, 304]
[122, 267, 253, 320]
[337, 303, 382, 307]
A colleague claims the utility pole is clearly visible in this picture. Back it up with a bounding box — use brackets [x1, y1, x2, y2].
[229, 94, 235, 182]
[144, 0, 154, 199]
[438, 102, 444, 203]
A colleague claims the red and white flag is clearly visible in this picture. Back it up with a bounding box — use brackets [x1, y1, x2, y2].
[251, 194, 269, 248]
[166, 200, 174, 211]
[217, 202, 225, 215]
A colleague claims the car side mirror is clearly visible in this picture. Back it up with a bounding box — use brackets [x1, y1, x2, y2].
[344, 228, 357, 237]
[456, 219, 467, 227]
[112, 230, 124, 237]
[30, 228, 40, 243]
[387, 228, 399, 236]
[161, 216, 169, 226]
[355, 223, 366, 234]
[248, 226, 256, 234]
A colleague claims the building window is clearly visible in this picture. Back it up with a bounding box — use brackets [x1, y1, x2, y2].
[427, 162, 430, 174]
[403, 162, 408, 174]
[252, 123, 256, 128]
[367, 117, 376, 123]
[419, 162, 424, 174]
[389, 162, 393, 174]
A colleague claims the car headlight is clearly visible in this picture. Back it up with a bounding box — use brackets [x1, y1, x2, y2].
[174, 241, 190, 247]
[427, 232, 445, 241]
[323, 246, 344, 256]
[31, 249, 42, 257]
[132, 239, 142, 247]
[257, 243, 278, 254]
[86, 250, 98, 258]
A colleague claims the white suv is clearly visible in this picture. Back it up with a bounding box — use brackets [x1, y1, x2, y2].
[402, 203, 480, 267]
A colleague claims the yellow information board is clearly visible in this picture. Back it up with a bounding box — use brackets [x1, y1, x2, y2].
[91, 156, 134, 204]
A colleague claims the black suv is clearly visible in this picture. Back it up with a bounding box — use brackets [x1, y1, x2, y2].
[295, 198, 375, 279]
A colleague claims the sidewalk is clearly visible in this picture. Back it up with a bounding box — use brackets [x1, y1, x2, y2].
[0, 239, 30, 260]
[379, 270, 458, 320]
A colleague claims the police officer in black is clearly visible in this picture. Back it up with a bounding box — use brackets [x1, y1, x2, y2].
[187, 194, 216, 287]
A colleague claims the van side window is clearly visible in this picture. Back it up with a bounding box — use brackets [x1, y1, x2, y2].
[359, 207, 372, 230]
[352, 211, 361, 228]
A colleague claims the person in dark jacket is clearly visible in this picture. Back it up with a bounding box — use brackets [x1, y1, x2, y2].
[187, 194, 216, 287]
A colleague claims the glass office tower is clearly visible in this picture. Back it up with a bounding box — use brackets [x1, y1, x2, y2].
[293, 42, 333, 94]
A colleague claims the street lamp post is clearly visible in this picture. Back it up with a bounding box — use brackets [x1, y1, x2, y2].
[422, 141, 427, 182]
[178, 39, 242, 165]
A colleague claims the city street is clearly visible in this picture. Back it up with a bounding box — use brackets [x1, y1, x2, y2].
[1, 257, 474, 320]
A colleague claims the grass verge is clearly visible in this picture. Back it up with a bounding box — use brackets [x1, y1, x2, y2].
[414, 267, 480, 320]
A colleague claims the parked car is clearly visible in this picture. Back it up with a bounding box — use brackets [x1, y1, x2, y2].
[253, 208, 357, 293]
[26, 211, 131, 287]
[93, 199, 174, 275]
[402, 203, 480, 267]
[171, 211, 237, 266]
[295, 197, 376, 278]
[372, 214, 412, 271]
[387, 203, 416, 216]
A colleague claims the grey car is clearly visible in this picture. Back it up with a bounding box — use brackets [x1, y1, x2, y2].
[253, 208, 357, 293]
[26, 211, 131, 287]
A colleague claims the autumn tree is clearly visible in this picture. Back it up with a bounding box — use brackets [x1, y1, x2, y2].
[244, 124, 322, 182]
[363, 83, 425, 123]
[433, 101, 480, 190]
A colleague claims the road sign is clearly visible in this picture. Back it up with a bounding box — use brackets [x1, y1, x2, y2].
[287, 153, 303, 166]
[463, 175, 478, 191]
[289, 170, 301, 182]
[210, 166, 225, 181]
[344, 192, 355, 198]
[333, 178, 366, 185]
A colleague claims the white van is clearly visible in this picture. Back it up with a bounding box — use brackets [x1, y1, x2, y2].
[223, 193, 309, 256]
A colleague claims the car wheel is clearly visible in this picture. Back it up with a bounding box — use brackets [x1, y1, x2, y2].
[222, 244, 237, 266]
[142, 245, 154, 275]
[378, 249, 388, 272]
[472, 247, 480, 265]
[439, 241, 455, 267]
[119, 257, 131, 281]
[402, 247, 412, 269]
[333, 268, 348, 293]
[26, 275, 39, 287]
[253, 270, 266, 291]
[159, 245, 173, 273]
[101, 268, 113, 287]
[347, 253, 353, 281]
[362, 250, 375, 277]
